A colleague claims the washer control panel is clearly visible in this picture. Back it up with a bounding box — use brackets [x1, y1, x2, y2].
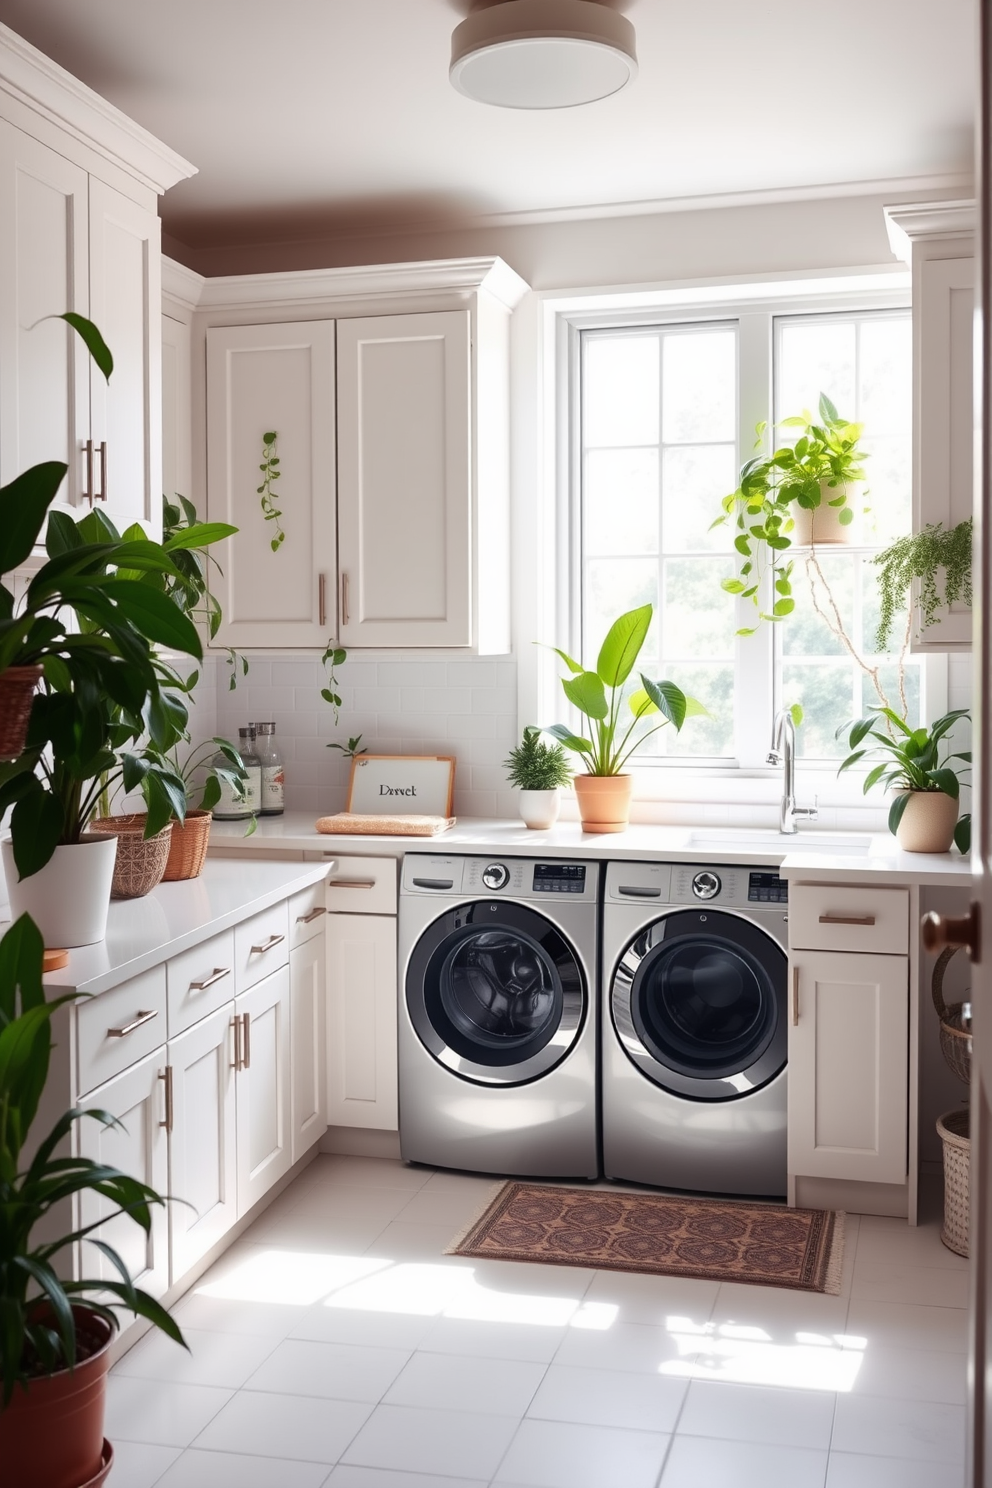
[533, 863, 587, 894]
[691, 870, 721, 901]
[747, 870, 789, 904]
[481, 862, 510, 891]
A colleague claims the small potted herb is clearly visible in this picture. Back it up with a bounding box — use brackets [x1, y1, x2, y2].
[504, 727, 572, 830]
[837, 706, 971, 853]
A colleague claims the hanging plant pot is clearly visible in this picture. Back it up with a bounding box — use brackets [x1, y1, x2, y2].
[0, 664, 43, 760]
[0, 1306, 115, 1488]
[573, 774, 633, 834]
[90, 814, 173, 898]
[162, 807, 213, 881]
[518, 789, 561, 831]
[1, 834, 117, 946]
[894, 790, 959, 853]
[791, 481, 861, 546]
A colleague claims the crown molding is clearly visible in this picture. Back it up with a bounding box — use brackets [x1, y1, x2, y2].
[162, 255, 206, 312]
[194, 255, 530, 314]
[0, 23, 196, 195]
[883, 198, 977, 261]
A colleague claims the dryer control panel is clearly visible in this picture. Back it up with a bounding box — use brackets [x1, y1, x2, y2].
[607, 861, 786, 909]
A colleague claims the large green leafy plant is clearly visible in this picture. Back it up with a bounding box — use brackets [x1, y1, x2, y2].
[0, 914, 184, 1403]
[837, 707, 972, 851]
[545, 605, 698, 774]
[716, 393, 868, 634]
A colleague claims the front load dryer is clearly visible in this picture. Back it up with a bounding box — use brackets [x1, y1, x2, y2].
[602, 859, 788, 1197]
[398, 854, 599, 1178]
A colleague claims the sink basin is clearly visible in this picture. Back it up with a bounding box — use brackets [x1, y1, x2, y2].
[686, 830, 872, 856]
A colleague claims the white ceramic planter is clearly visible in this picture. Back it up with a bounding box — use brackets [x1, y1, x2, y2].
[894, 790, 959, 853]
[1, 835, 118, 946]
[791, 480, 861, 546]
[519, 788, 561, 830]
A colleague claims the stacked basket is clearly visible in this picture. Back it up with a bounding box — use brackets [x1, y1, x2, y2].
[933, 945, 971, 1256]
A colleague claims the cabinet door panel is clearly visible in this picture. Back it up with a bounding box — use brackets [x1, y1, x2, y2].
[77, 1051, 169, 1298]
[169, 1005, 237, 1279]
[326, 912, 397, 1130]
[337, 310, 471, 647]
[236, 966, 292, 1214]
[291, 935, 327, 1160]
[162, 310, 192, 505]
[0, 120, 88, 510]
[206, 321, 336, 649]
[88, 179, 161, 538]
[789, 951, 908, 1184]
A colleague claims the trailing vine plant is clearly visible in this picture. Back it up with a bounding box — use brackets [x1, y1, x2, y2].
[872, 519, 973, 651]
[319, 640, 365, 760]
[257, 430, 285, 551]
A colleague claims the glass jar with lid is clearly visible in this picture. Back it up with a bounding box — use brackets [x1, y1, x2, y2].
[253, 721, 285, 815]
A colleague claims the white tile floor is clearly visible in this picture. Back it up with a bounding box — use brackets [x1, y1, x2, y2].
[106, 1157, 970, 1488]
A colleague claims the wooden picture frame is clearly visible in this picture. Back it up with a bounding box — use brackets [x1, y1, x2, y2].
[346, 755, 456, 817]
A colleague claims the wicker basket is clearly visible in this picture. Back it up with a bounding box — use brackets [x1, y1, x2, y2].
[932, 945, 971, 1085]
[162, 809, 212, 881]
[90, 815, 173, 899]
[937, 1106, 970, 1256]
[0, 665, 42, 760]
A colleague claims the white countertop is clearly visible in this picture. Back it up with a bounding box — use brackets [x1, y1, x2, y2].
[30, 858, 331, 997]
[210, 812, 973, 886]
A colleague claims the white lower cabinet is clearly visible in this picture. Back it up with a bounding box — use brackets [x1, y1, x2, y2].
[788, 949, 909, 1185]
[77, 1051, 170, 1299]
[235, 966, 293, 1214]
[326, 911, 398, 1131]
[167, 1003, 238, 1279]
[290, 933, 328, 1160]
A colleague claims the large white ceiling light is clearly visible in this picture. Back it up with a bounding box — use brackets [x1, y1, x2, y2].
[450, 0, 637, 110]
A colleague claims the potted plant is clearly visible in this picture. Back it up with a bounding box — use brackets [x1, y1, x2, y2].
[717, 393, 869, 634]
[504, 727, 572, 830]
[0, 913, 186, 1487]
[837, 706, 971, 853]
[544, 604, 695, 833]
[151, 736, 250, 880]
[873, 518, 973, 650]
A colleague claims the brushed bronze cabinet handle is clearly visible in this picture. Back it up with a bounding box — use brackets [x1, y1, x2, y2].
[242, 1011, 251, 1071]
[108, 1009, 158, 1038]
[97, 440, 108, 501]
[792, 966, 800, 1027]
[158, 1066, 173, 1132]
[819, 914, 876, 927]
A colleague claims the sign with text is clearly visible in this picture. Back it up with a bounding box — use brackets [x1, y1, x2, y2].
[346, 755, 456, 817]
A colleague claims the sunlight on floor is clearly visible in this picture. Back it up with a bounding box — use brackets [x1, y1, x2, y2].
[660, 1314, 867, 1391]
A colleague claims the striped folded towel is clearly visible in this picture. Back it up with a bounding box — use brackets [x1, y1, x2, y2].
[315, 813, 456, 837]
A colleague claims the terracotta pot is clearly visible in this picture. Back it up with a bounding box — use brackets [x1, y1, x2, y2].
[519, 789, 561, 830]
[162, 808, 212, 880]
[894, 790, 959, 853]
[0, 664, 43, 760]
[0, 1307, 114, 1488]
[90, 814, 172, 898]
[573, 773, 633, 834]
[1, 835, 117, 947]
[790, 480, 860, 546]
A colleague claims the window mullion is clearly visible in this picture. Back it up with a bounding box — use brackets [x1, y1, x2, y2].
[735, 312, 775, 767]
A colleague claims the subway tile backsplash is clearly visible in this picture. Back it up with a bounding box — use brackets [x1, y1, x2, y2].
[210, 651, 520, 819]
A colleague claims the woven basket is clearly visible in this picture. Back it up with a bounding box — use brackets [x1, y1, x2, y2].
[0, 665, 42, 760]
[162, 809, 212, 881]
[932, 945, 971, 1085]
[90, 815, 173, 899]
[937, 1106, 970, 1257]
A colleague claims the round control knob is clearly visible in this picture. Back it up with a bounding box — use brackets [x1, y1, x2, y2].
[481, 862, 510, 891]
[692, 870, 721, 901]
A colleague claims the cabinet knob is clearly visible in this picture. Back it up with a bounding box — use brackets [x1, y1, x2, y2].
[922, 903, 981, 960]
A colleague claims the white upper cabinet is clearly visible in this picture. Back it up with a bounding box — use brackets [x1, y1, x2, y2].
[0, 23, 194, 545]
[337, 310, 472, 647]
[195, 256, 528, 652]
[206, 319, 337, 649]
[885, 199, 976, 651]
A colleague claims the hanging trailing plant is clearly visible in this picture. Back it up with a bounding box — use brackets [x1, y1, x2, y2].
[257, 430, 285, 551]
[873, 519, 973, 651]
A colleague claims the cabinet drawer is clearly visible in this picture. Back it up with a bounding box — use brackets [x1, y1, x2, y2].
[235, 900, 290, 991]
[77, 964, 167, 1096]
[168, 929, 236, 1036]
[789, 885, 909, 955]
[289, 880, 329, 949]
[326, 856, 397, 915]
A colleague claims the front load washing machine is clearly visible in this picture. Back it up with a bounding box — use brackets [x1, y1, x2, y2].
[602, 859, 788, 1197]
[399, 854, 599, 1178]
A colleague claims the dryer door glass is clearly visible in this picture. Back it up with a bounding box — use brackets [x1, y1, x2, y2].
[612, 909, 787, 1100]
[407, 901, 586, 1086]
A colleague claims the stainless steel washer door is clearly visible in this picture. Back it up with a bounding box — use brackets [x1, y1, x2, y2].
[611, 909, 786, 1100]
[406, 901, 587, 1086]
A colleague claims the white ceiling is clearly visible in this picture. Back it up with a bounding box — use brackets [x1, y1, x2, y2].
[0, 0, 977, 251]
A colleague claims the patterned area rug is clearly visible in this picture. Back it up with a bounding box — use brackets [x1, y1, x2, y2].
[448, 1182, 845, 1294]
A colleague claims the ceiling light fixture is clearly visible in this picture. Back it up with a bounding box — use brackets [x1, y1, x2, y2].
[450, 0, 637, 110]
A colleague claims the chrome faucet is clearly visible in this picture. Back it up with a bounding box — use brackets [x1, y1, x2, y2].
[767, 709, 818, 835]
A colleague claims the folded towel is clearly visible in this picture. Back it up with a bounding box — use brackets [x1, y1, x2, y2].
[315, 813, 456, 837]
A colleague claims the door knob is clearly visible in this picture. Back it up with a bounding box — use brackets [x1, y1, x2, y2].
[922, 903, 981, 961]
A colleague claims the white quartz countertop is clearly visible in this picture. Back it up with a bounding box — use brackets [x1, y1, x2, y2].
[24, 858, 331, 997]
[210, 812, 972, 886]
